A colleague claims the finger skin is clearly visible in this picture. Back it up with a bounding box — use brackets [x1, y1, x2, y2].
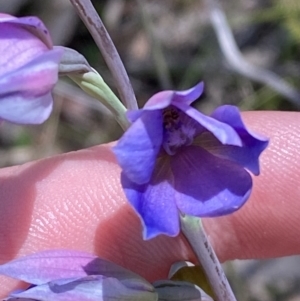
[0, 111, 299, 297]
[204, 111, 300, 261]
[0, 144, 195, 296]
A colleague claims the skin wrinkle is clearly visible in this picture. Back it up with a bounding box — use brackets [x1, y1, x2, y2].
[0, 111, 300, 297]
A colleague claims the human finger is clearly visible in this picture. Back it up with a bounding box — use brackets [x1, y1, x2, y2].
[0, 111, 299, 297]
[204, 111, 300, 262]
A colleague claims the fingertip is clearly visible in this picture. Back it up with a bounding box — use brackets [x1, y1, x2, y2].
[204, 111, 300, 261]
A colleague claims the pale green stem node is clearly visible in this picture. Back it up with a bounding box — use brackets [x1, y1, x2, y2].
[69, 70, 130, 131]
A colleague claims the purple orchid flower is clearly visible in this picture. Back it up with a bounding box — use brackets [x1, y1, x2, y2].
[113, 82, 269, 239]
[0, 250, 211, 301]
[0, 14, 63, 124]
[0, 250, 157, 301]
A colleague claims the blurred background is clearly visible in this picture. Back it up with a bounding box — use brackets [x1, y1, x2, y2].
[1, 0, 300, 300]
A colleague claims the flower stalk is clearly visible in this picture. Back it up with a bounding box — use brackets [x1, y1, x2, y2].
[69, 70, 130, 130]
[180, 214, 237, 301]
[69, 0, 138, 110]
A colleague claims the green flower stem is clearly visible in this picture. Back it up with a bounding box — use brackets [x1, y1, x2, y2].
[69, 0, 138, 110]
[69, 71, 130, 131]
[180, 215, 237, 301]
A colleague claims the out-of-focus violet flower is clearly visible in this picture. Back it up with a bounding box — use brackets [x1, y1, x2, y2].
[0, 250, 212, 301]
[0, 14, 63, 124]
[0, 250, 157, 301]
[113, 82, 269, 239]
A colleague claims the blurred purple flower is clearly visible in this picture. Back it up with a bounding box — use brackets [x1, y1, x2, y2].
[0, 250, 157, 301]
[0, 14, 63, 124]
[113, 82, 269, 239]
[0, 250, 212, 301]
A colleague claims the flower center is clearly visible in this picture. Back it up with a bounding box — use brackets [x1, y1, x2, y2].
[162, 107, 196, 155]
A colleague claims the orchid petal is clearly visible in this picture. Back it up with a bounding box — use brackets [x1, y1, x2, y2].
[0, 18, 51, 77]
[173, 101, 242, 146]
[144, 82, 204, 110]
[0, 16, 53, 49]
[121, 158, 179, 239]
[172, 82, 204, 106]
[196, 131, 267, 175]
[0, 48, 62, 124]
[0, 15, 61, 125]
[4, 288, 37, 300]
[172, 146, 252, 216]
[114, 110, 163, 185]
[0, 250, 145, 286]
[9, 275, 157, 301]
[0, 13, 16, 20]
[126, 109, 143, 123]
[209, 105, 269, 174]
[144, 91, 174, 110]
